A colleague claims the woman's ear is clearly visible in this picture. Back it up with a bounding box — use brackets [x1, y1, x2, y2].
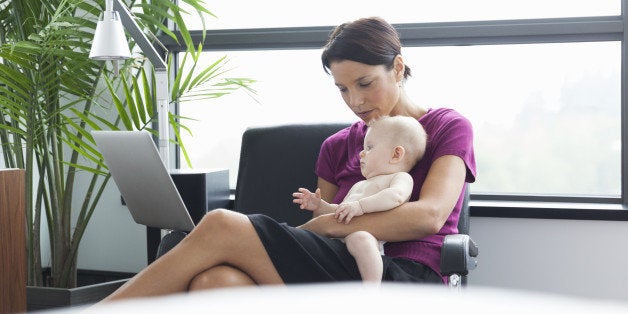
[393, 55, 405, 81]
[390, 145, 406, 164]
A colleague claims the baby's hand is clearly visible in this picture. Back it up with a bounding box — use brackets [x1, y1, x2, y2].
[335, 201, 364, 224]
[292, 188, 321, 211]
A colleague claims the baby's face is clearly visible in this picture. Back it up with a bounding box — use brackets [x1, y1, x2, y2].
[359, 127, 396, 179]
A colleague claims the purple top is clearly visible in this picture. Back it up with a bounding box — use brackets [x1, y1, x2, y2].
[315, 108, 476, 282]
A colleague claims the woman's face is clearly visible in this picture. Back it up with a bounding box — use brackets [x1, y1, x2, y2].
[329, 59, 402, 123]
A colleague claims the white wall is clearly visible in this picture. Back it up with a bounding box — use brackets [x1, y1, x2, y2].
[75, 164, 148, 273]
[468, 217, 628, 300]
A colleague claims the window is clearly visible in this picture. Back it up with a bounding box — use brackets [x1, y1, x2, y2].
[179, 42, 621, 197]
[178, 49, 356, 186]
[181, 0, 619, 30]
[403, 43, 620, 197]
[173, 1, 627, 207]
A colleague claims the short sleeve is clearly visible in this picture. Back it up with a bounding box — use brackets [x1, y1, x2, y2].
[315, 137, 338, 185]
[428, 113, 477, 183]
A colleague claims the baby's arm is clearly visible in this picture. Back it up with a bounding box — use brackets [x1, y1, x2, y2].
[335, 173, 413, 223]
[359, 172, 414, 213]
[293, 188, 338, 215]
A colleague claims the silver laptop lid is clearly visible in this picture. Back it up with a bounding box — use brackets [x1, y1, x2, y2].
[92, 130, 195, 232]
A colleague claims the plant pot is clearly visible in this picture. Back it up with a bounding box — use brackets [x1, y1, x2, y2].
[27, 279, 127, 311]
[26, 269, 132, 311]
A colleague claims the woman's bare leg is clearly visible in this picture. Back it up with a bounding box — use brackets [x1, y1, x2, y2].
[103, 209, 283, 301]
[188, 265, 255, 291]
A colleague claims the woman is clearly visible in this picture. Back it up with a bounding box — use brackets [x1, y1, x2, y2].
[103, 16, 476, 301]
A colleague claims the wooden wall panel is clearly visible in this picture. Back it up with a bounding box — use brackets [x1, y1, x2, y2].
[0, 169, 26, 313]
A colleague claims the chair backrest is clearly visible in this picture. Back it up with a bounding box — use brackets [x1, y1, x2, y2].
[234, 123, 470, 235]
[233, 123, 349, 226]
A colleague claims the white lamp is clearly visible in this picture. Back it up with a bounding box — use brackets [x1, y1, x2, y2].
[89, 0, 130, 60]
[90, 0, 171, 170]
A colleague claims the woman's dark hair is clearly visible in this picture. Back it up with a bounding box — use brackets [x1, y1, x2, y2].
[321, 17, 411, 78]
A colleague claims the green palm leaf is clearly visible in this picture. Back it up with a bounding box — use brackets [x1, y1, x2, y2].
[1, 0, 255, 289]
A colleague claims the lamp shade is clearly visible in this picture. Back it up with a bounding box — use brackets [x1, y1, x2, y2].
[89, 10, 131, 60]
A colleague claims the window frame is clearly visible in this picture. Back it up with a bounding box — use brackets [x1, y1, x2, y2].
[160, 2, 628, 220]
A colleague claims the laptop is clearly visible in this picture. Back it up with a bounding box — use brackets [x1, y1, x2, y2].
[91, 130, 195, 232]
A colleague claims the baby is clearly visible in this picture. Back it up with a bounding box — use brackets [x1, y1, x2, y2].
[293, 115, 427, 283]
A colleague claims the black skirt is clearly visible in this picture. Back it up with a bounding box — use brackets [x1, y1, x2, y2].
[248, 214, 442, 284]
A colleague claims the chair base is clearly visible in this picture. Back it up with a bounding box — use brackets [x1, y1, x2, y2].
[447, 274, 462, 291]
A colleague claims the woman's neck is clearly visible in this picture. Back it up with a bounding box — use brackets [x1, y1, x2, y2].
[391, 92, 427, 120]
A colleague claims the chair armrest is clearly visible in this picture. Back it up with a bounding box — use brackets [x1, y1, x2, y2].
[440, 234, 478, 276]
[156, 230, 188, 259]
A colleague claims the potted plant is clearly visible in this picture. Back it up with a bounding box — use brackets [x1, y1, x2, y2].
[0, 0, 253, 305]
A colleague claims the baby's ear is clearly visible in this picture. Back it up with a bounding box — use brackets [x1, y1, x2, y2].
[391, 146, 405, 164]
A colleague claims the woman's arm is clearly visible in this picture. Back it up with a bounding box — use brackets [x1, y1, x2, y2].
[317, 177, 339, 203]
[299, 155, 466, 242]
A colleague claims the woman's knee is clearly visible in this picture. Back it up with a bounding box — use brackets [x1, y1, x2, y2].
[191, 209, 247, 238]
[198, 208, 235, 226]
[184, 209, 259, 257]
[188, 265, 256, 291]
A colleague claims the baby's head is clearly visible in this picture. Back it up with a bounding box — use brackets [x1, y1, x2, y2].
[359, 115, 427, 178]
